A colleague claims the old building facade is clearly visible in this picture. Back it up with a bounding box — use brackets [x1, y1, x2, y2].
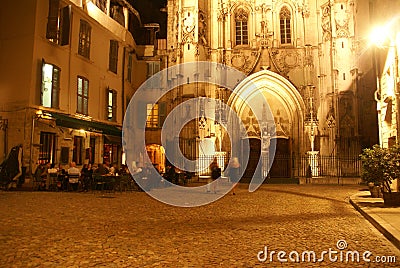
[0, 0, 152, 176]
[140, 0, 380, 180]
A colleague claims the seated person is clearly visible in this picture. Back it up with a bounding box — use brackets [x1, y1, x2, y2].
[67, 162, 80, 191]
[46, 163, 58, 190]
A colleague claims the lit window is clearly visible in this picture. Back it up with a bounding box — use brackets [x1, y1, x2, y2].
[77, 76, 89, 115]
[280, 7, 292, 45]
[41, 61, 60, 109]
[78, 20, 91, 58]
[146, 104, 159, 128]
[146, 102, 166, 128]
[235, 9, 249, 46]
[39, 132, 56, 164]
[109, 40, 119, 74]
[107, 89, 117, 121]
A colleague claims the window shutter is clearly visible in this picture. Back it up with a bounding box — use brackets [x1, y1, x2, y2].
[113, 90, 117, 121]
[109, 40, 118, 73]
[137, 102, 147, 129]
[60, 5, 71, 45]
[106, 87, 110, 120]
[52, 66, 60, 108]
[158, 102, 166, 127]
[46, 0, 60, 40]
[40, 59, 45, 106]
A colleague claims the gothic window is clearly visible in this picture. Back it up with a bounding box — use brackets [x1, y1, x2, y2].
[235, 9, 249, 46]
[279, 7, 292, 45]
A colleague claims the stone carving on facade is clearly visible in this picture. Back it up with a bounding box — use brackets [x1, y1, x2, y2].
[339, 95, 355, 137]
[224, 48, 260, 75]
[274, 109, 289, 138]
[270, 49, 302, 76]
[198, 10, 207, 46]
[243, 109, 261, 137]
[335, 18, 350, 38]
[321, 3, 332, 42]
[182, 8, 196, 44]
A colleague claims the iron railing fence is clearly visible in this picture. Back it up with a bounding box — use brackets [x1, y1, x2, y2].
[195, 154, 361, 178]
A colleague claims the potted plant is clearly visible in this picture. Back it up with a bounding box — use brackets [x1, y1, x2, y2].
[360, 145, 384, 198]
[360, 145, 400, 206]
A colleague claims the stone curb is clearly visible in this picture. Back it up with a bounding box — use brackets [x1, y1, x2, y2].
[349, 193, 400, 251]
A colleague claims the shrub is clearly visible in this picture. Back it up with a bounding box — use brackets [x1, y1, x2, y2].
[360, 144, 400, 193]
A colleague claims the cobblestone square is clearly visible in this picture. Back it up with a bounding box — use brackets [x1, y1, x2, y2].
[0, 185, 399, 267]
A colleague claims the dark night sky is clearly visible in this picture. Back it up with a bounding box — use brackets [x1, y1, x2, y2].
[129, 0, 168, 39]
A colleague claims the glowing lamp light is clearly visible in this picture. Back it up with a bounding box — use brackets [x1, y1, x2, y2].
[369, 26, 390, 48]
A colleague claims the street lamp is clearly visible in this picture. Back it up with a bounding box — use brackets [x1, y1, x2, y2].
[370, 21, 400, 147]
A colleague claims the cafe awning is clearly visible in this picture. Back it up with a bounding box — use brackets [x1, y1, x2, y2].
[50, 112, 122, 137]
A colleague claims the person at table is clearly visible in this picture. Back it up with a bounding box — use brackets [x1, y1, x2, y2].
[81, 163, 93, 192]
[94, 163, 109, 175]
[33, 163, 46, 191]
[58, 164, 68, 191]
[109, 162, 119, 175]
[165, 163, 176, 184]
[67, 162, 80, 191]
[46, 163, 58, 191]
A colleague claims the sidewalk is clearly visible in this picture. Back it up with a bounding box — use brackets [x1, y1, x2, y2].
[350, 190, 400, 250]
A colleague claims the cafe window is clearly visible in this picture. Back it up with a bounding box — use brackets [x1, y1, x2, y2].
[279, 6, 292, 45]
[77, 76, 89, 115]
[41, 61, 60, 109]
[103, 143, 119, 164]
[46, 0, 71, 45]
[73, 136, 84, 165]
[109, 40, 119, 74]
[78, 20, 91, 59]
[39, 132, 56, 164]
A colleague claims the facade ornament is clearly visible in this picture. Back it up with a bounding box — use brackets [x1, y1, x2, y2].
[321, 4, 332, 42]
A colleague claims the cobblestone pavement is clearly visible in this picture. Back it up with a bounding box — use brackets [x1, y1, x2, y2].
[0, 185, 399, 267]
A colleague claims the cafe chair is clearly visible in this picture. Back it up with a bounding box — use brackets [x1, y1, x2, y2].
[68, 174, 80, 191]
[48, 172, 59, 191]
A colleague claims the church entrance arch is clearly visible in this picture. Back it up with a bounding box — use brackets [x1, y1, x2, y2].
[227, 70, 306, 180]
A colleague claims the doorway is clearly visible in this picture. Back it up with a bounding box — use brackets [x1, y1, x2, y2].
[242, 138, 261, 182]
[269, 138, 291, 178]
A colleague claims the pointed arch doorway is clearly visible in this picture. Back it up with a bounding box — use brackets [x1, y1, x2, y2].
[227, 70, 306, 181]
